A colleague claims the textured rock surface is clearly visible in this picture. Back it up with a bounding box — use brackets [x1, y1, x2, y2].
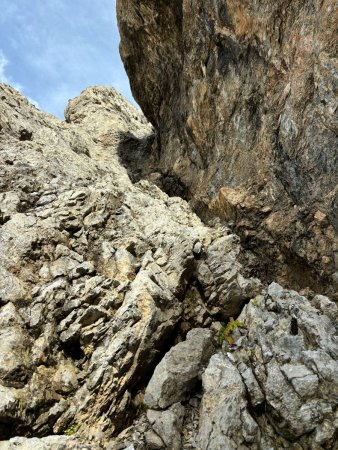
[196, 283, 338, 449]
[147, 403, 185, 450]
[0, 84, 259, 447]
[0, 436, 74, 450]
[117, 0, 338, 295]
[144, 328, 214, 409]
[0, 82, 337, 449]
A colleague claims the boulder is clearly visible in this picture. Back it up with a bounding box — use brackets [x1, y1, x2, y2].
[144, 329, 214, 409]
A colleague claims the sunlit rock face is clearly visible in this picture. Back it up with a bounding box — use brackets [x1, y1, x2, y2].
[0, 84, 262, 446]
[0, 70, 337, 449]
[0, 2, 337, 445]
[117, 0, 337, 295]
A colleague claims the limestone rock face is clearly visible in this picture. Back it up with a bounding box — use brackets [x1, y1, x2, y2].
[117, 0, 338, 295]
[0, 83, 337, 449]
[197, 284, 338, 450]
[0, 84, 259, 447]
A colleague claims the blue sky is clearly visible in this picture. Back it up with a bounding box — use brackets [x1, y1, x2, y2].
[0, 0, 133, 118]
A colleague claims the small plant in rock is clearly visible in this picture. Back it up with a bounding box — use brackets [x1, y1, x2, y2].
[142, 403, 149, 412]
[63, 423, 80, 436]
[83, 345, 93, 357]
[218, 317, 246, 349]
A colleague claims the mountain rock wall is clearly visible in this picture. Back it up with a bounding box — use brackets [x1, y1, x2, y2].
[0, 82, 337, 450]
[117, 0, 338, 295]
[0, 85, 263, 447]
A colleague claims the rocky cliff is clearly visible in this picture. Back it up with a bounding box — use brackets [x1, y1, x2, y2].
[0, 81, 337, 450]
[0, 3, 337, 449]
[117, 0, 338, 296]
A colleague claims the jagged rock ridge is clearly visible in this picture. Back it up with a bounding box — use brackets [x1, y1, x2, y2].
[0, 83, 337, 450]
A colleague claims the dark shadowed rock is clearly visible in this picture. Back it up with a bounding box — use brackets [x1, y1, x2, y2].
[117, 0, 338, 296]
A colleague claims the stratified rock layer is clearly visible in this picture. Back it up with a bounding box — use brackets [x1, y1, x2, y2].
[0, 84, 259, 447]
[0, 84, 337, 449]
[117, 0, 338, 295]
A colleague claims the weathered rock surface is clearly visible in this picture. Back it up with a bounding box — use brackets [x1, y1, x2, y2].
[197, 283, 338, 449]
[0, 82, 337, 450]
[147, 403, 185, 450]
[144, 328, 214, 409]
[0, 84, 260, 447]
[117, 0, 338, 296]
[0, 436, 74, 450]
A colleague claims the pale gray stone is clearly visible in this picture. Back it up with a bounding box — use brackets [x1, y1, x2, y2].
[0, 385, 17, 416]
[0, 436, 76, 450]
[147, 403, 185, 450]
[196, 285, 338, 449]
[144, 329, 214, 409]
[144, 430, 164, 449]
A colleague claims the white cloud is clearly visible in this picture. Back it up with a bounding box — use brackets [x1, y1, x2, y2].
[0, 49, 39, 108]
[0, 50, 22, 91]
[0, 51, 11, 84]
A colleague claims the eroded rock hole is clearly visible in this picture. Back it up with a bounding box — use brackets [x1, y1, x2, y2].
[290, 317, 298, 336]
[19, 129, 33, 141]
[61, 340, 85, 361]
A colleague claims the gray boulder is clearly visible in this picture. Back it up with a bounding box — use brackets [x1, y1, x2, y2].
[147, 403, 185, 450]
[144, 329, 214, 409]
[196, 284, 338, 449]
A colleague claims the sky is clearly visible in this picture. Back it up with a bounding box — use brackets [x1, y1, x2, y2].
[0, 0, 134, 118]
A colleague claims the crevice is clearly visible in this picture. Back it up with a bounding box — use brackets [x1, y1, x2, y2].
[244, 386, 268, 420]
[290, 317, 299, 336]
[60, 340, 85, 361]
[117, 130, 155, 183]
[0, 419, 31, 441]
[117, 130, 192, 200]
[111, 273, 214, 435]
[156, 172, 190, 199]
[107, 305, 188, 436]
